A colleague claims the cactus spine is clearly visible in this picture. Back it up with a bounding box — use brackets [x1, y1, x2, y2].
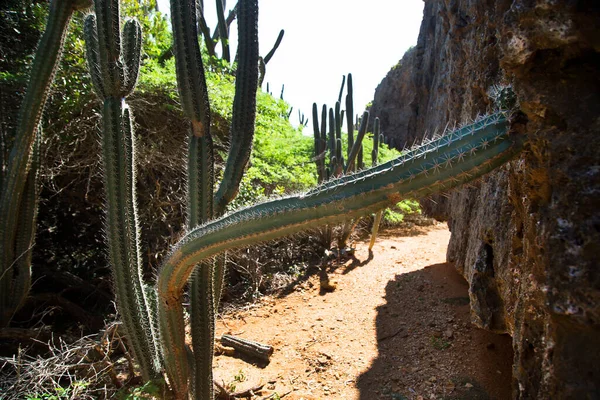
[84, 1, 159, 381]
[158, 113, 521, 381]
[0, 0, 90, 327]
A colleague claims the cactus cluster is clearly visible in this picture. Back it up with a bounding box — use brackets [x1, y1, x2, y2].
[4, 0, 523, 398]
[312, 74, 371, 249]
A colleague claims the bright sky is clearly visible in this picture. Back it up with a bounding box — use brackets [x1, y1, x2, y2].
[156, 0, 424, 128]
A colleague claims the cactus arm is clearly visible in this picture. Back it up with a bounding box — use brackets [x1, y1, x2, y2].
[345, 111, 369, 174]
[215, 0, 230, 62]
[327, 107, 336, 172]
[122, 19, 142, 96]
[312, 103, 326, 184]
[345, 74, 354, 164]
[158, 112, 520, 388]
[214, 0, 259, 216]
[0, 0, 89, 327]
[369, 117, 383, 250]
[263, 29, 284, 65]
[358, 145, 364, 170]
[94, 0, 125, 94]
[8, 128, 41, 317]
[170, 0, 211, 136]
[337, 75, 346, 104]
[84, 16, 107, 99]
[320, 105, 328, 179]
[334, 102, 344, 173]
[196, 1, 216, 57]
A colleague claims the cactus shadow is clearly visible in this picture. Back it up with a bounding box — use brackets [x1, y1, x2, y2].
[341, 252, 374, 275]
[224, 351, 270, 369]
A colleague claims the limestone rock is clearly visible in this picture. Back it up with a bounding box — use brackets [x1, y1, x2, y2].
[370, 1, 600, 398]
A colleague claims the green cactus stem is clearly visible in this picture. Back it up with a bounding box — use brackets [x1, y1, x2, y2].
[7, 129, 41, 323]
[312, 103, 326, 184]
[84, 0, 159, 381]
[345, 74, 355, 165]
[215, 0, 230, 62]
[334, 102, 344, 173]
[345, 111, 369, 174]
[0, 0, 91, 328]
[369, 117, 383, 252]
[169, 0, 216, 395]
[213, 0, 259, 216]
[158, 112, 521, 394]
[196, 1, 216, 57]
[337, 75, 346, 104]
[163, 0, 259, 396]
[263, 29, 284, 65]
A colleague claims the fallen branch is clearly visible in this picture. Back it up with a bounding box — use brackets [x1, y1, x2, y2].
[220, 334, 274, 362]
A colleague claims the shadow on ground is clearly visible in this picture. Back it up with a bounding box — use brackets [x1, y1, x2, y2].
[357, 262, 514, 400]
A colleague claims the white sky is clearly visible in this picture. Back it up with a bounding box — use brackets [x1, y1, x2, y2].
[156, 0, 424, 128]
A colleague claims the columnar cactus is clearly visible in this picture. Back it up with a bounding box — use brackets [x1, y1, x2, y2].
[163, 0, 259, 397]
[169, 0, 216, 394]
[0, 0, 91, 328]
[369, 117, 384, 251]
[83, 0, 160, 380]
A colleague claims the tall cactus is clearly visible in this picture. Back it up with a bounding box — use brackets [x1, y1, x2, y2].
[162, 0, 259, 397]
[83, 0, 160, 380]
[158, 113, 522, 397]
[369, 117, 384, 251]
[0, 0, 91, 328]
[169, 0, 216, 395]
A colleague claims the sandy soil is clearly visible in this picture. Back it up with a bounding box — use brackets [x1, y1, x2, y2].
[214, 223, 513, 400]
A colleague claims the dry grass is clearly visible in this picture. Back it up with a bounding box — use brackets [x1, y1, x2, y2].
[0, 322, 133, 399]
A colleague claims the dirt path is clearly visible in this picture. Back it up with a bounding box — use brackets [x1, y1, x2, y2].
[214, 224, 513, 400]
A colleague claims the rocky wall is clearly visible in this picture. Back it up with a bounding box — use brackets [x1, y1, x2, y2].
[369, 0, 600, 397]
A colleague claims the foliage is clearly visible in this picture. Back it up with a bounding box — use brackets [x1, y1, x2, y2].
[383, 199, 421, 226]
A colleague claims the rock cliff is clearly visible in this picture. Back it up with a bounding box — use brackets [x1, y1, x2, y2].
[370, 0, 599, 398]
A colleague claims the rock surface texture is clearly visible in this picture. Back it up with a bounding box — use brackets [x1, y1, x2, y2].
[369, 1, 599, 398]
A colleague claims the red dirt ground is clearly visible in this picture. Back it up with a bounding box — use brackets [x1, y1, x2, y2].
[214, 223, 513, 400]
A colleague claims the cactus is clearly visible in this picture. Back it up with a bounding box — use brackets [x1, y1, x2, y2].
[162, 0, 259, 397]
[298, 110, 308, 127]
[345, 74, 355, 167]
[369, 117, 383, 252]
[83, 0, 161, 381]
[215, 0, 230, 62]
[264, 29, 285, 65]
[169, 0, 217, 395]
[158, 113, 521, 389]
[0, 0, 91, 328]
